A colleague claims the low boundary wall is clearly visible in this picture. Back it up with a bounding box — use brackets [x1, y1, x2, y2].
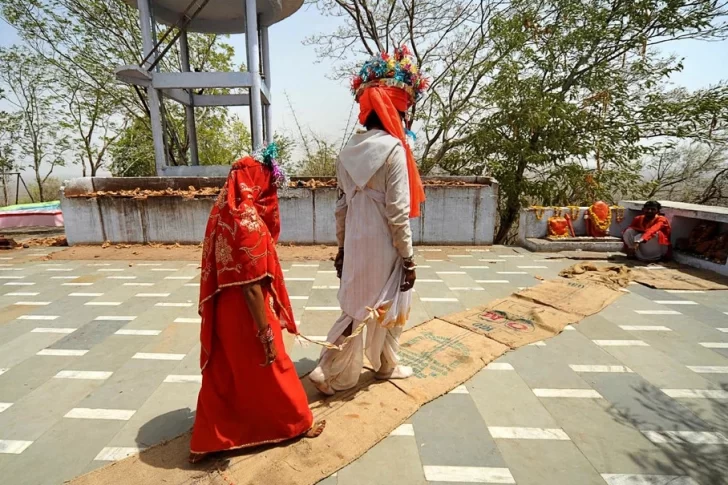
[60, 176, 499, 246]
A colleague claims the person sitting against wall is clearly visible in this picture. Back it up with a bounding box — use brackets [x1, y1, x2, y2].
[622, 200, 672, 261]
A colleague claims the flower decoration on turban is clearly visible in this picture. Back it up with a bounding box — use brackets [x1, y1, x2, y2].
[351, 46, 430, 107]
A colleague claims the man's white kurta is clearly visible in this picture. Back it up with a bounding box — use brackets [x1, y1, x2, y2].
[313, 129, 414, 391]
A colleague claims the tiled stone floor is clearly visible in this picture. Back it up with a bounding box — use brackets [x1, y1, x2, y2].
[0, 246, 727, 485]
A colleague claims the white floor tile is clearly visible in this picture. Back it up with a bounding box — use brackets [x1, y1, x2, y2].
[533, 388, 603, 398]
[0, 440, 34, 454]
[389, 424, 415, 436]
[18, 315, 58, 321]
[594, 340, 648, 347]
[164, 375, 202, 383]
[65, 408, 136, 420]
[634, 310, 681, 315]
[124, 282, 155, 287]
[653, 300, 697, 305]
[486, 363, 514, 371]
[687, 365, 728, 374]
[174, 317, 201, 324]
[55, 370, 113, 380]
[37, 349, 88, 357]
[31, 328, 76, 334]
[14, 301, 50, 306]
[476, 280, 510, 284]
[85, 301, 122, 306]
[3, 292, 39, 297]
[135, 293, 170, 297]
[449, 385, 469, 394]
[95, 447, 143, 461]
[601, 474, 700, 485]
[642, 430, 728, 445]
[661, 389, 728, 399]
[620, 325, 672, 331]
[423, 466, 515, 483]
[0, 402, 12, 413]
[62, 282, 93, 286]
[488, 427, 570, 440]
[132, 352, 185, 361]
[115, 329, 162, 336]
[69, 293, 104, 297]
[569, 365, 633, 374]
[95, 316, 136, 322]
[700, 342, 728, 349]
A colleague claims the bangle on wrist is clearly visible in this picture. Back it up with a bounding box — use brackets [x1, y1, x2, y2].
[257, 326, 274, 344]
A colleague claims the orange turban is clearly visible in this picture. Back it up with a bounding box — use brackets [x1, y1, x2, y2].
[357, 86, 426, 218]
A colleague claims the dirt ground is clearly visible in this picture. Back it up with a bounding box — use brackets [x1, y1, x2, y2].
[41, 243, 340, 262]
[33, 243, 500, 262]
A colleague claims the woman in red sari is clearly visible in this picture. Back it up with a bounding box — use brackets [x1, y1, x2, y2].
[189, 145, 325, 463]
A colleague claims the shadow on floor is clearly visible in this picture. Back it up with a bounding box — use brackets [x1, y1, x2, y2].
[607, 381, 728, 485]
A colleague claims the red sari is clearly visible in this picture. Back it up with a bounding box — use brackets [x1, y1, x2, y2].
[190, 156, 313, 454]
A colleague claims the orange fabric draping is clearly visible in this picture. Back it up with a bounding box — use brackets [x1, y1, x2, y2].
[357, 86, 426, 218]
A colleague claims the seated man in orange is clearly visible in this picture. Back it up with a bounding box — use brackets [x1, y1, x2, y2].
[623, 200, 671, 261]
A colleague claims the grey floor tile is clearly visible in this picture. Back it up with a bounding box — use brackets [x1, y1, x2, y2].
[582, 373, 714, 432]
[468, 365, 561, 428]
[0, 377, 103, 441]
[540, 394, 681, 475]
[77, 358, 178, 410]
[497, 440, 605, 485]
[412, 394, 506, 468]
[0, 418, 124, 485]
[337, 436, 426, 485]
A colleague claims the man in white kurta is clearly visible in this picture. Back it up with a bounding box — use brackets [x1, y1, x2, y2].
[309, 129, 415, 395]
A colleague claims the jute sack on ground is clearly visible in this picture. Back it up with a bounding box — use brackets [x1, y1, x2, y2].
[631, 266, 728, 291]
[515, 278, 624, 317]
[558, 263, 632, 291]
[441, 297, 578, 349]
[66, 319, 507, 485]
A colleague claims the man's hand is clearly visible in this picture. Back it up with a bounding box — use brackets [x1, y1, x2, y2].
[401, 267, 416, 292]
[401, 257, 416, 292]
[335, 248, 345, 279]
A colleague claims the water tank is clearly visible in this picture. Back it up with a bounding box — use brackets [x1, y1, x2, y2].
[123, 0, 304, 34]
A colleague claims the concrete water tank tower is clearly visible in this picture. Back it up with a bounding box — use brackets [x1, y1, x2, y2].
[115, 0, 303, 176]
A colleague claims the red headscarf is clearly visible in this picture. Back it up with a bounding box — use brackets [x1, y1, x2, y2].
[198, 156, 296, 370]
[357, 85, 426, 218]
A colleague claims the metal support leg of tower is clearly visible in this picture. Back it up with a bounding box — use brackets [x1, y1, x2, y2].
[261, 25, 272, 144]
[245, 0, 264, 150]
[179, 30, 200, 166]
[138, 0, 167, 175]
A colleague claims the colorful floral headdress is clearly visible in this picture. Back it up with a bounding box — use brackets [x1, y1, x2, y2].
[252, 142, 288, 188]
[351, 46, 429, 106]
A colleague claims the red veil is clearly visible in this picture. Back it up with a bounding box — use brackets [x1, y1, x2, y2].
[357, 85, 426, 218]
[198, 156, 296, 370]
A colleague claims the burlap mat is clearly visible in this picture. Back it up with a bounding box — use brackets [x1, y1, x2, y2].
[558, 263, 632, 291]
[558, 261, 728, 291]
[66, 278, 625, 485]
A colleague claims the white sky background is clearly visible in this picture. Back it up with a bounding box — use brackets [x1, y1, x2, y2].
[1, 4, 728, 182]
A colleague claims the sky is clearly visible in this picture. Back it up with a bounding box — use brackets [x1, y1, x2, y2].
[1, 4, 728, 181]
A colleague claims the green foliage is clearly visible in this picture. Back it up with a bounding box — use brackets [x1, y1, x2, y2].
[296, 140, 338, 177]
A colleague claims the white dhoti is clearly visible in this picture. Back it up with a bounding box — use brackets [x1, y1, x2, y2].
[623, 227, 668, 261]
[310, 129, 414, 393]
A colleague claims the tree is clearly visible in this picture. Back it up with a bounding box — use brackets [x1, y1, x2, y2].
[1, 0, 241, 170]
[642, 143, 728, 206]
[0, 105, 22, 206]
[308, 0, 514, 168]
[311, 0, 728, 243]
[0, 47, 68, 202]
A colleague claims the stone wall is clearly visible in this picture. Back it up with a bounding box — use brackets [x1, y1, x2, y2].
[60, 176, 499, 246]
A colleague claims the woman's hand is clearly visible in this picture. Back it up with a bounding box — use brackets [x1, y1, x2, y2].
[262, 337, 277, 367]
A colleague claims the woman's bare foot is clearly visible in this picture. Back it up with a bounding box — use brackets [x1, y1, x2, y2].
[305, 420, 326, 438]
[188, 452, 208, 464]
[309, 368, 335, 396]
[375, 365, 413, 380]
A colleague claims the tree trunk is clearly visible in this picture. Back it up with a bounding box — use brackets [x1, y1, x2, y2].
[36, 171, 44, 202]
